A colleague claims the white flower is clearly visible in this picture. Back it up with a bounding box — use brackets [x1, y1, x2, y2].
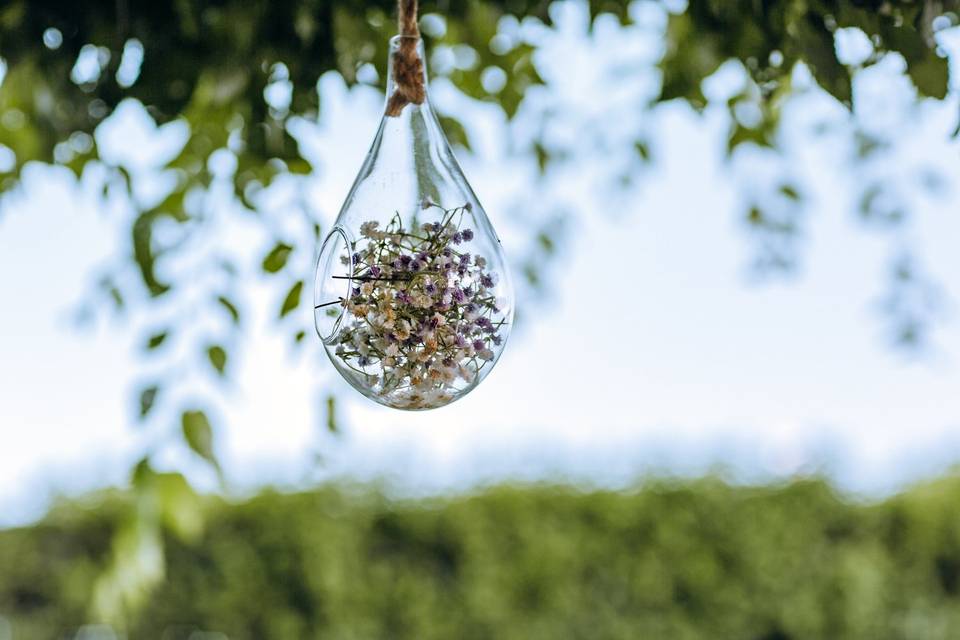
[478, 349, 494, 361]
[395, 320, 412, 341]
[422, 388, 452, 407]
[475, 256, 487, 269]
[360, 221, 380, 238]
[361, 282, 374, 296]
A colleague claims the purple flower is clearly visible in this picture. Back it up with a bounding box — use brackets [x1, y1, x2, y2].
[491, 335, 502, 346]
[472, 339, 486, 351]
[429, 316, 440, 329]
[460, 253, 472, 265]
[400, 255, 412, 266]
[352, 286, 361, 296]
[410, 260, 423, 272]
[452, 232, 463, 245]
[395, 291, 411, 304]
[431, 222, 442, 233]
[452, 288, 466, 303]
[442, 248, 452, 258]
[392, 258, 404, 270]
[369, 266, 382, 277]
[358, 356, 370, 367]
[352, 252, 362, 265]
[480, 273, 496, 288]
[461, 229, 474, 241]
[476, 317, 491, 329]
[425, 282, 437, 294]
[442, 357, 454, 367]
[455, 334, 468, 348]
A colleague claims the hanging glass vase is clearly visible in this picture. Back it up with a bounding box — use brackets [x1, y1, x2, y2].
[314, 32, 514, 410]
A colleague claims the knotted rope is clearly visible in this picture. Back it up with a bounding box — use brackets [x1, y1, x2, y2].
[385, 0, 426, 116]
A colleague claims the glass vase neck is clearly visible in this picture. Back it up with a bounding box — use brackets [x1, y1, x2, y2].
[385, 35, 429, 117]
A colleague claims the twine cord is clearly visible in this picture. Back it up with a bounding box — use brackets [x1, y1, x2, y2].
[385, 0, 426, 116]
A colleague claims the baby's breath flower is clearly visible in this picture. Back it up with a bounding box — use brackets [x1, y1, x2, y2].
[331, 203, 505, 408]
[360, 221, 380, 238]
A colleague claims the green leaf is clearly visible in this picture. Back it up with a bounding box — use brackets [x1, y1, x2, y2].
[146, 332, 168, 350]
[727, 123, 772, 155]
[280, 280, 303, 318]
[438, 114, 472, 151]
[285, 157, 313, 174]
[795, 13, 851, 106]
[132, 211, 172, 297]
[131, 456, 153, 487]
[325, 395, 338, 434]
[262, 242, 293, 273]
[536, 232, 555, 255]
[207, 345, 227, 376]
[533, 141, 549, 175]
[156, 472, 203, 542]
[217, 296, 241, 325]
[907, 54, 948, 100]
[634, 140, 651, 162]
[779, 184, 800, 201]
[139, 386, 160, 419]
[181, 410, 219, 471]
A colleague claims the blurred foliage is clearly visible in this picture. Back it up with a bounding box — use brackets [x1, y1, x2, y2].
[2, 0, 958, 623]
[5, 476, 960, 637]
[1, 0, 954, 436]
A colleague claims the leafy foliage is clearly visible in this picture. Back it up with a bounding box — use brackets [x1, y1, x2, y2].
[1, 0, 957, 621]
[1, 0, 953, 442]
[181, 410, 220, 474]
[5, 477, 960, 636]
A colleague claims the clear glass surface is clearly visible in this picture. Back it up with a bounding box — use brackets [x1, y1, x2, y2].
[314, 36, 514, 410]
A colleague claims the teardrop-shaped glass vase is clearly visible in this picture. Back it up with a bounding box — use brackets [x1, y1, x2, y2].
[314, 35, 514, 411]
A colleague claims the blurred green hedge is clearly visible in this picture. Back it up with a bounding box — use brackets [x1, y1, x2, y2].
[3, 476, 960, 638]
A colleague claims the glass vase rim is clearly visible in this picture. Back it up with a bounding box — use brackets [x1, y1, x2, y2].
[389, 34, 422, 44]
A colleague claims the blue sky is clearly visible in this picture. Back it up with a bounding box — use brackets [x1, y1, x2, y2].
[2, 2, 960, 526]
